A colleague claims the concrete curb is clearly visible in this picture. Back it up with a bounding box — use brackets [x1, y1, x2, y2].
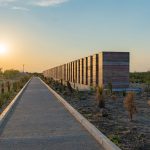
[0, 78, 32, 127]
[40, 78, 121, 150]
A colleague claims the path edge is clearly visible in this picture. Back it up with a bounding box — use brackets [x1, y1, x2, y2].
[0, 78, 32, 127]
[40, 78, 121, 150]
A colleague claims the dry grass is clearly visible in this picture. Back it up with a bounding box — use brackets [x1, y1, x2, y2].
[124, 92, 137, 121]
[96, 86, 105, 108]
[1, 83, 4, 94]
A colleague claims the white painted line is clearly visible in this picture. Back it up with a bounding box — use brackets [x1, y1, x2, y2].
[0, 78, 32, 127]
[40, 78, 121, 150]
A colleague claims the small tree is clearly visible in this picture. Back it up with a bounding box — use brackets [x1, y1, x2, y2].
[124, 92, 137, 121]
[96, 86, 107, 117]
[96, 86, 105, 108]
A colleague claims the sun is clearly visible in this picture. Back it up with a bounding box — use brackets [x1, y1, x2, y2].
[0, 43, 8, 55]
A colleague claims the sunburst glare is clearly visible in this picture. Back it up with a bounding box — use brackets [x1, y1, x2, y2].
[0, 43, 8, 55]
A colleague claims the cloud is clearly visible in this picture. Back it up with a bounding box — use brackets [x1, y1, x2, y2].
[12, 6, 29, 11]
[33, 0, 69, 7]
[0, 0, 16, 6]
[0, 0, 16, 2]
[0, 0, 69, 8]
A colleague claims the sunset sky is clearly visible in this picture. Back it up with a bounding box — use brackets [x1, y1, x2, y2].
[0, 0, 150, 72]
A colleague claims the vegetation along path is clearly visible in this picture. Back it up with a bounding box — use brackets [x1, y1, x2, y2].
[0, 77, 104, 150]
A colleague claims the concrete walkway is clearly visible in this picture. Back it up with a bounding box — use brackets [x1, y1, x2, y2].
[0, 77, 104, 150]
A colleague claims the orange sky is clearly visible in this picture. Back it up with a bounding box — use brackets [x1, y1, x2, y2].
[0, 0, 150, 73]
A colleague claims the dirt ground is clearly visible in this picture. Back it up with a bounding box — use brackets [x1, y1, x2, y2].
[50, 83, 150, 150]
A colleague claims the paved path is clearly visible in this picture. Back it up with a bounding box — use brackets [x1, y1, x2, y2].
[0, 77, 104, 150]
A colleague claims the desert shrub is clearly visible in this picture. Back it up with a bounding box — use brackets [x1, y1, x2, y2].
[20, 78, 26, 84]
[0, 92, 11, 108]
[61, 85, 67, 95]
[109, 134, 121, 146]
[19, 82, 23, 89]
[67, 81, 73, 93]
[46, 78, 53, 85]
[88, 89, 93, 95]
[58, 85, 63, 93]
[13, 82, 18, 92]
[148, 100, 150, 106]
[75, 87, 82, 100]
[73, 79, 76, 88]
[53, 80, 60, 90]
[90, 86, 95, 92]
[123, 91, 126, 97]
[111, 92, 117, 101]
[20, 76, 29, 84]
[17, 81, 22, 89]
[107, 82, 113, 94]
[20, 76, 30, 88]
[96, 86, 105, 109]
[144, 83, 150, 96]
[1, 83, 4, 94]
[55, 79, 65, 93]
[43, 77, 47, 83]
[3, 92, 11, 100]
[130, 71, 150, 83]
[62, 84, 66, 91]
[6, 81, 11, 92]
[124, 92, 137, 121]
[60, 79, 63, 85]
[3, 69, 20, 79]
[0, 97, 3, 108]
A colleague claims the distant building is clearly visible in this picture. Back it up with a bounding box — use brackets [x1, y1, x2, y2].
[43, 52, 130, 90]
